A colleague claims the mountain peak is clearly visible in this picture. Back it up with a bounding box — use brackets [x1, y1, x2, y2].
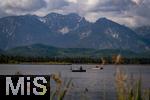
[96, 17, 114, 24]
[94, 17, 123, 28]
[99, 17, 107, 20]
[45, 12, 63, 18]
[66, 13, 81, 18]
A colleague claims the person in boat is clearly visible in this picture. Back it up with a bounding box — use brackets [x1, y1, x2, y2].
[96, 65, 99, 68]
[80, 66, 83, 70]
[70, 66, 72, 70]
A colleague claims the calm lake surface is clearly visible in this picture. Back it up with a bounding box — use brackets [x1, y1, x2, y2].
[0, 64, 150, 100]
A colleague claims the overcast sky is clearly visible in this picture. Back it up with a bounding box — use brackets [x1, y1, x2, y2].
[0, 0, 149, 27]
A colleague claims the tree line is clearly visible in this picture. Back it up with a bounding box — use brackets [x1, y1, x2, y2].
[0, 55, 149, 64]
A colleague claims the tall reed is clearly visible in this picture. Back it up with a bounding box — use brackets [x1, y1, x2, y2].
[50, 73, 72, 100]
[114, 54, 150, 100]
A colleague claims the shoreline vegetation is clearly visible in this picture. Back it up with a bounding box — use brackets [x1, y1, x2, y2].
[0, 55, 150, 64]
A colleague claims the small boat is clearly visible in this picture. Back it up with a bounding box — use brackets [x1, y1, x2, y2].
[92, 58, 105, 70]
[92, 66, 103, 70]
[100, 67, 104, 70]
[92, 65, 100, 70]
[71, 66, 86, 72]
[72, 69, 86, 72]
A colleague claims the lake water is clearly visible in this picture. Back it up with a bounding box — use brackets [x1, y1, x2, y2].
[0, 64, 150, 100]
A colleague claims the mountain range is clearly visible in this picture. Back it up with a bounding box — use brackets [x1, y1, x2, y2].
[0, 13, 149, 52]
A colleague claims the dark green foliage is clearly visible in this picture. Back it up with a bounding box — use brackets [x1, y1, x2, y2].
[0, 44, 149, 64]
[6, 44, 150, 58]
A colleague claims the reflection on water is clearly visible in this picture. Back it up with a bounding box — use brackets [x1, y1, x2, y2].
[0, 64, 150, 100]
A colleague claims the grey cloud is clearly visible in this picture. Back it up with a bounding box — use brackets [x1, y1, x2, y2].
[90, 0, 136, 14]
[0, 0, 150, 26]
[86, 0, 150, 26]
[0, 9, 10, 17]
[128, 0, 150, 26]
[133, 0, 150, 18]
[46, 0, 69, 9]
[0, 0, 46, 17]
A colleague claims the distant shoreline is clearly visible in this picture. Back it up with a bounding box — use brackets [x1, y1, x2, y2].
[0, 63, 149, 66]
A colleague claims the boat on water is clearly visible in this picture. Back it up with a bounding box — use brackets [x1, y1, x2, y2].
[92, 65, 103, 70]
[71, 66, 86, 72]
[72, 69, 86, 72]
[92, 67, 103, 70]
[92, 58, 105, 70]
